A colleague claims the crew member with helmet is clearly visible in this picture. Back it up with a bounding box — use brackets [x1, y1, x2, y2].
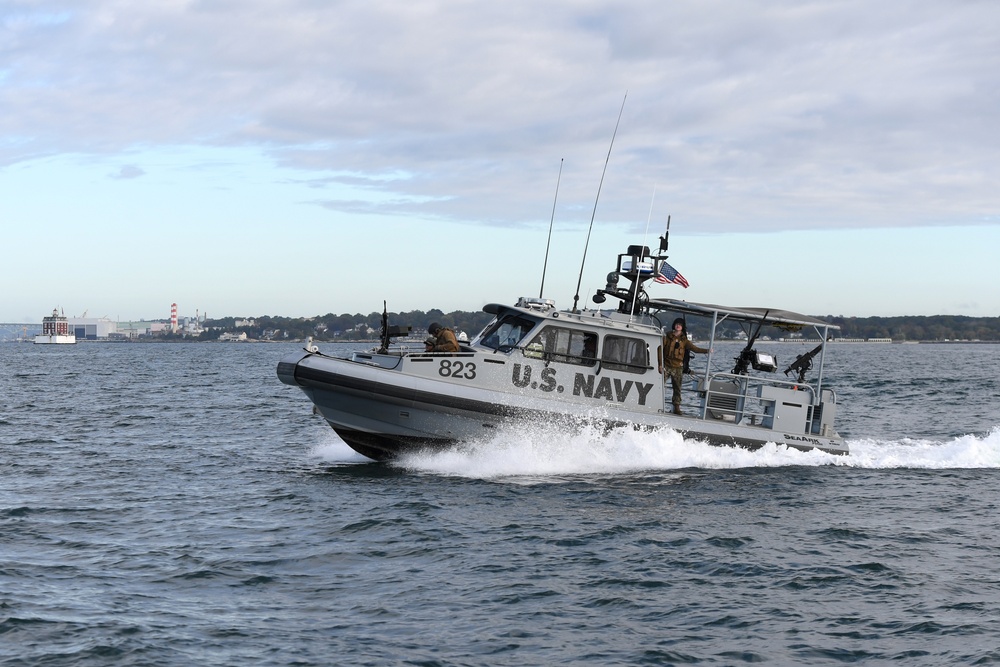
[658, 317, 710, 416]
[425, 322, 460, 353]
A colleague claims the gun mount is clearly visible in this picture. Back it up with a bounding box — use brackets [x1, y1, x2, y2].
[377, 301, 412, 354]
[732, 310, 772, 375]
[783, 343, 824, 383]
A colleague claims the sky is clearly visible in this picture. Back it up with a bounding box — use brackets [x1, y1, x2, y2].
[2, 0, 999, 323]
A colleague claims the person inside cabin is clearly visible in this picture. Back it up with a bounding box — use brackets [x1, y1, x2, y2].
[658, 317, 711, 416]
[425, 322, 460, 353]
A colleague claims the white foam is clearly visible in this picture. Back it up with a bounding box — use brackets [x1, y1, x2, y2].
[306, 423, 1000, 478]
[392, 424, 1000, 479]
[839, 426, 1000, 469]
[307, 431, 373, 464]
[391, 424, 831, 479]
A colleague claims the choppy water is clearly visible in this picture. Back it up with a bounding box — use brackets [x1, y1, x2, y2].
[2, 341, 999, 666]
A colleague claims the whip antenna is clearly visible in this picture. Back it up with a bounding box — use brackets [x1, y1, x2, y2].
[572, 92, 627, 312]
[629, 186, 656, 322]
[539, 158, 564, 299]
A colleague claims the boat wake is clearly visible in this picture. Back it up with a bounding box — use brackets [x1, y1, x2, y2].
[844, 428, 1000, 469]
[308, 424, 1000, 478]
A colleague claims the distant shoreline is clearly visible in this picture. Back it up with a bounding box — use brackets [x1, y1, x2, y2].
[4, 338, 999, 345]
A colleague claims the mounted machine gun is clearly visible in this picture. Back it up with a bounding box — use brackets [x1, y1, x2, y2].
[783, 343, 824, 383]
[377, 301, 412, 354]
[732, 310, 777, 375]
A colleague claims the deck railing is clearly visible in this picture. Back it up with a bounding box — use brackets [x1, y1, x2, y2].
[692, 372, 826, 433]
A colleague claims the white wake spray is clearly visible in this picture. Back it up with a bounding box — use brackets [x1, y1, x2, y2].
[308, 424, 1000, 478]
[844, 427, 1000, 469]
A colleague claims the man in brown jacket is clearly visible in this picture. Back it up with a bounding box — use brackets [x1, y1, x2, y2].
[425, 322, 460, 353]
[658, 318, 710, 415]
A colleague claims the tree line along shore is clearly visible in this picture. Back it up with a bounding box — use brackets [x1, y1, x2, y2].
[192, 311, 1000, 343]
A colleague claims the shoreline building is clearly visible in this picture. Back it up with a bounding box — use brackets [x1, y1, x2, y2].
[34, 308, 77, 345]
[66, 315, 119, 341]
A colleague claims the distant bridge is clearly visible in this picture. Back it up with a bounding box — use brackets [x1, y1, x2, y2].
[0, 323, 41, 341]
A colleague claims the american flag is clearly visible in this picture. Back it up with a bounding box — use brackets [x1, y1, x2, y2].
[655, 261, 689, 288]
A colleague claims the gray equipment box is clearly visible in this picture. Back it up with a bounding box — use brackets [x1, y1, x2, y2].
[758, 385, 810, 433]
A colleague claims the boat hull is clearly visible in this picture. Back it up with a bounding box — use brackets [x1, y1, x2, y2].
[278, 350, 849, 460]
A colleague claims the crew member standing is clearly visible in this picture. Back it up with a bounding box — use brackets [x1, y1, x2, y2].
[658, 318, 710, 415]
[425, 322, 460, 353]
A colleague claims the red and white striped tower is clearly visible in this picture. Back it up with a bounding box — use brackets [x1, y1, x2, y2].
[170, 303, 178, 332]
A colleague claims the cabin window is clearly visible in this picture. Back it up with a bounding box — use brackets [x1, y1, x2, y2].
[524, 326, 597, 367]
[601, 335, 649, 374]
[479, 314, 538, 351]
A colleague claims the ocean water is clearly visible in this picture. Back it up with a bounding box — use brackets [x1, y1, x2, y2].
[2, 341, 999, 666]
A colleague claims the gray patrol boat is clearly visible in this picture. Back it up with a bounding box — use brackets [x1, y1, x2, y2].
[277, 237, 847, 460]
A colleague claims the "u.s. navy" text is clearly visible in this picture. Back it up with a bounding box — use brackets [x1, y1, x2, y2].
[511, 364, 654, 406]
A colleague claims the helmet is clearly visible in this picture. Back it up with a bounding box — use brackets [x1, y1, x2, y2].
[428, 322, 442, 335]
[672, 317, 685, 329]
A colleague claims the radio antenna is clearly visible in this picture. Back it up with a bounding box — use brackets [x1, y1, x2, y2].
[539, 158, 563, 299]
[572, 92, 627, 312]
[659, 214, 671, 256]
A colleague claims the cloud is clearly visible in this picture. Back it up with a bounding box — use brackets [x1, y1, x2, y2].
[112, 164, 145, 179]
[2, 0, 999, 232]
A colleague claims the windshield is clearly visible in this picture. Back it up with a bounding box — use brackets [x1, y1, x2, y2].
[478, 314, 539, 351]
